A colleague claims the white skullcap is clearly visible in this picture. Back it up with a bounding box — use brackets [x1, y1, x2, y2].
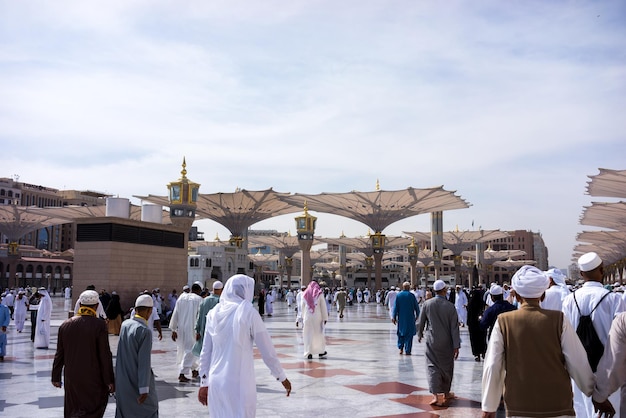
[578, 252, 602, 272]
[433, 280, 446, 292]
[135, 294, 154, 308]
[182, 285, 190, 291]
[490, 285, 503, 296]
[212, 281, 223, 290]
[390, 286, 395, 290]
[79, 290, 100, 305]
[546, 268, 567, 285]
[512, 265, 549, 298]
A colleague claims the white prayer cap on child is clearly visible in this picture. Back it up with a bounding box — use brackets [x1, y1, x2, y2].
[578, 252, 602, 272]
[490, 285, 503, 296]
[212, 281, 223, 290]
[433, 280, 446, 292]
[512, 265, 549, 298]
[135, 294, 154, 308]
[79, 290, 100, 305]
[182, 285, 190, 291]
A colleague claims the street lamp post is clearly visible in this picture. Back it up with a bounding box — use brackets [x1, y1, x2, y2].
[285, 257, 293, 285]
[407, 238, 418, 287]
[433, 249, 441, 280]
[295, 202, 316, 286]
[370, 231, 386, 290]
[365, 256, 374, 289]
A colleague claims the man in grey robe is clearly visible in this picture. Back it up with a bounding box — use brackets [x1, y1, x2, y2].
[192, 280, 222, 357]
[115, 294, 158, 418]
[417, 279, 461, 407]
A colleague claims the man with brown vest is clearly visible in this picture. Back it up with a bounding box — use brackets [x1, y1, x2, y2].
[481, 265, 613, 417]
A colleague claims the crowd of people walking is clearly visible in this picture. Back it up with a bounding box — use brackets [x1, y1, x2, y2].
[3, 250, 626, 417]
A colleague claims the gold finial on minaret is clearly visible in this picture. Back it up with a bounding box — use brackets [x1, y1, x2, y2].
[303, 200, 309, 214]
[214, 232, 220, 241]
[340, 230, 346, 238]
[376, 179, 380, 191]
[455, 225, 459, 232]
[181, 157, 187, 178]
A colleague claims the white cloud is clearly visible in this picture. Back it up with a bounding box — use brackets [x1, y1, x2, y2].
[1, 0, 625, 268]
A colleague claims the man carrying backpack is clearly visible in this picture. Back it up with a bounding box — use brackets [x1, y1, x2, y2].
[562, 252, 626, 418]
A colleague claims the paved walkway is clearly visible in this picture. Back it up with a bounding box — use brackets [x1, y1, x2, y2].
[0, 296, 505, 417]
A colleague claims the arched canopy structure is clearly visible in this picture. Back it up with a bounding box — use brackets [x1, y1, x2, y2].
[586, 168, 626, 198]
[403, 229, 510, 255]
[26, 204, 172, 224]
[0, 205, 68, 242]
[136, 188, 301, 238]
[280, 187, 470, 233]
[575, 168, 626, 271]
[247, 235, 302, 258]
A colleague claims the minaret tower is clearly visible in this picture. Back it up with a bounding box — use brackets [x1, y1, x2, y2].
[167, 158, 200, 233]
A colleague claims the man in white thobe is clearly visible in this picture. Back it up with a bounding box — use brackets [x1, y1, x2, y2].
[169, 283, 203, 382]
[301, 281, 329, 359]
[593, 311, 626, 417]
[4, 290, 15, 319]
[562, 252, 626, 418]
[14, 291, 29, 332]
[454, 286, 468, 326]
[385, 287, 398, 320]
[34, 288, 52, 349]
[285, 289, 295, 308]
[542, 268, 568, 311]
[295, 285, 306, 327]
[197, 274, 291, 417]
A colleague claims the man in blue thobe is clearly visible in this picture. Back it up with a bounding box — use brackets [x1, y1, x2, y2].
[392, 281, 420, 355]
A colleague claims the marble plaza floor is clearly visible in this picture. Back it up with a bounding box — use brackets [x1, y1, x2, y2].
[0, 296, 506, 418]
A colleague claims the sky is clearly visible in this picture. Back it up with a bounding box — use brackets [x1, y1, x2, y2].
[1, 1, 625, 270]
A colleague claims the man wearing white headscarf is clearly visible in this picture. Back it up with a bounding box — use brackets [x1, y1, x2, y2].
[454, 286, 468, 327]
[34, 287, 52, 349]
[562, 252, 626, 418]
[14, 291, 29, 333]
[198, 274, 291, 417]
[541, 268, 569, 311]
[385, 286, 398, 320]
[482, 265, 605, 418]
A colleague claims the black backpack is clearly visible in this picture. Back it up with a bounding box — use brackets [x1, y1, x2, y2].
[573, 290, 611, 372]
